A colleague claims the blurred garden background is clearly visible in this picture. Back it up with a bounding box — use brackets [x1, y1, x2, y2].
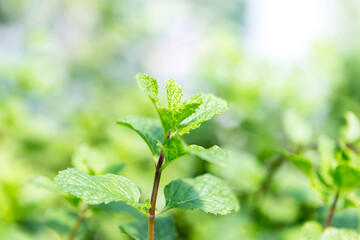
[1, 0, 360, 239]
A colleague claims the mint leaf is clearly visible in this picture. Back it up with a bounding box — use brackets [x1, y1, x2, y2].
[176, 94, 228, 135]
[161, 136, 189, 168]
[318, 135, 336, 185]
[71, 144, 109, 175]
[333, 165, 360, 190]
[136, 73, 159, 105]
[187, 145, 228, 166]
[157, 108, 177, 135]
[29, 176, 56, 192]
[166, 78, 182, 110]
[119, 216, 177, 240]
[164, 174, 239, 215]
[321, 228, 359, 239]
[302, 221, 322, 240]
[117, 116, 164, 157]
[55, 168, 140, 205]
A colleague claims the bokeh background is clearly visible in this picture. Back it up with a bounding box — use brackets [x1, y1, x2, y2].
[1, 0, 360, 239]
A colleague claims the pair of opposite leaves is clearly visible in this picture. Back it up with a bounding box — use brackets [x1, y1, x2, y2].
[55, 73, 239, 217]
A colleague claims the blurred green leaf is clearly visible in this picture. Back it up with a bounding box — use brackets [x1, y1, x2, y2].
[283, 110, 313, 146]
[117, 116, 164, 157]
[332, 208, 360, 231]
[55, 168, 140, 205]
[119, 216, 177, 240]
[281, 152, 313, 178]
[29, 176, 56, 192]
[187, 145, 228, 166]
[318, 135, 336, 185]
[302, 221, 322, 240]
[321, 228, 359, 239]
[71, 144, 108, 175]
[333, 165, 360, 190]
[341, 112, 360, 143]
[163, 174, 239, 215]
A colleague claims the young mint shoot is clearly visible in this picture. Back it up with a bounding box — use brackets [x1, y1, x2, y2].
[54, 73, 239, 240]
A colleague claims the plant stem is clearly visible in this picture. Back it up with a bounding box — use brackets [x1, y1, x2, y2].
[148, 151, 164, 240]
[148, 132, 170, 240]
[260, 155, 284, 193]
[68, 204, 90, 240]
[324, 190, 339, 230]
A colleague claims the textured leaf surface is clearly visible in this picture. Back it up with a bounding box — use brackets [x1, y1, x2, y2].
[302, 221, 322, 240]
[176, 94, 227, 135]
[161, 136, 189, 168]
[321, 228, 359, 239]
[136, 73, 159, 105]
[158, 108, 177, 134]
[187, 145, 228, 166]
[333, 165, 360, 190]
[166, 78, 182, 110]
[119, 216, 177, 240]
[55, 168, 140, 205]
[117, 116, 164, 156]
[164, 174, 239, 215]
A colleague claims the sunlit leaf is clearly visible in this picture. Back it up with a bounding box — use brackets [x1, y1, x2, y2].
[321, 227, 359, 239]
[176, 94, 227, 135]
[55, 168, 140, 205]
[341, 112, 360, 143]
[187, 145, 228, 166]
[136, 73, 159, 105]
[164, 174, 239, 215]
[302, 221, 322, 240]
[333, 165, 360, 190]
[117, 116, 164, 156]
[166, 78, 182, 110]
[161, 136, 189, 168]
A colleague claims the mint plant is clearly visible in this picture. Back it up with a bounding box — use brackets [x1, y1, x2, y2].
[54, 73, 239, 240]
[281, 111, 360, 237]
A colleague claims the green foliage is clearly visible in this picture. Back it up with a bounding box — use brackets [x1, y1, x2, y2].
[161, 136, 189, 166]
[176, 94, 228, 135]
[166, 78, 183, 110]
[55, 168, 140, 205]
[51, 73, 233, 239]
[333, 165, 360, 190]
[281, 152, 313, 179]
[136, 73, 159, 105]
[117, 117, 164, 157]
[119, 216, 177, 240]
[163, 174, 239, 215]
[341, 112, 360, 143]
[187, 145, 228, 166]
[302, 222, 360, 240]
